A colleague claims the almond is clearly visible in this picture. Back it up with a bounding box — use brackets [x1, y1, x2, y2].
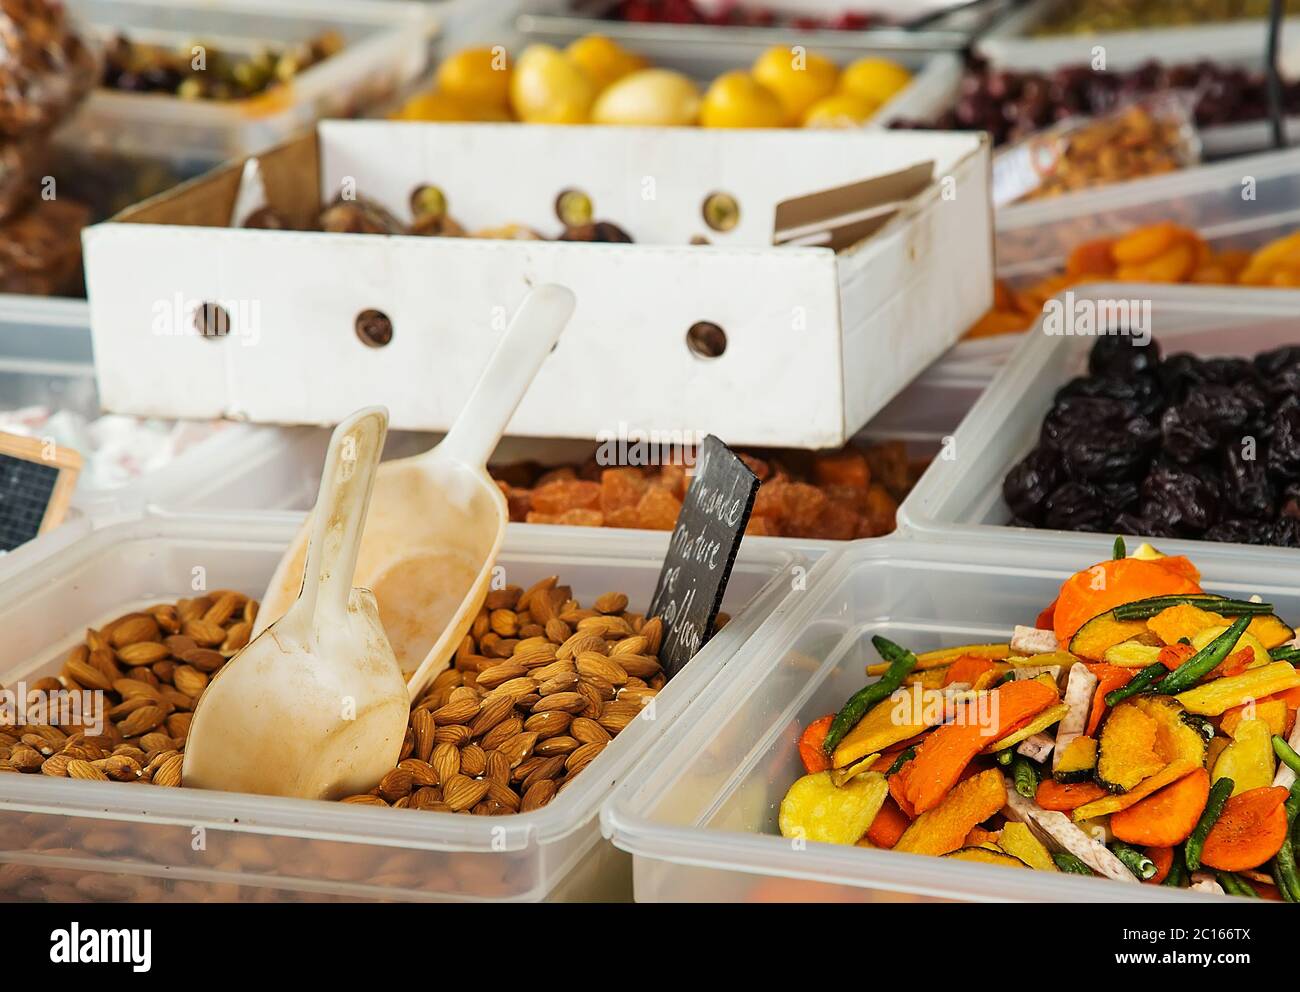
[412, 709, 435, 762]
[66, 759, 109, 782]
[616, 654, 662, 679]
[544, 618, 571, 644]
[172, 665, 208, 698]
[116, 641, 170, 666]
[443, 774, 490, 812]
[117, 705, 166, 738]
[378, 768, 415, 802]
[484, 750, 511, 785]
[41, 754, 72, 777]
[517, 576, 557, 614]
[524, 710, 572, 739]
[531, 691, 586, 714]
[593, 591, 629, 615]
[397, 758, 438, 788]
[468, 693, 515, 737]
[641, 617, 664, 656]
[434, 725, 472, 747]
[558, 632, 606, 660]
[430, 743, 461, 786]
[111, 615, 160, 648]
[611, 634, 648, 657]
[180, 647, 226, 672]
[182, 619, 226, 647]
[152, 753, 184, 787]
[221, 621, 252, 654]
[577, 653, 628, 686]
[497, 731, 539, 769]
[521, 779, 556, 812]
[521, 755, 566, 791]
[476, 661, 526, 691]
[165, 713, 193, 740]
[203, 592, 242, 628]
[535, 735, 580, 757]
[570, 717, 612, 745]
[536, 671, 579, 696]
[485, 779, 521, 810]
[479, 716, 523, 752]
[342, 794, 388, 807]
[459, 744, 487, 777]
[63, 658, 113, 692]
[565, 741, 606, 776]
[432, 696, 479, 726]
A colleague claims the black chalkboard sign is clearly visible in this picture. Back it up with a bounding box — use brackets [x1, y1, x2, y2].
[0, 432, 81, 553]
[648, 435, 759, 678]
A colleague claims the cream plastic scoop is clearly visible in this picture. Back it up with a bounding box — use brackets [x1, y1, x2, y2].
[182, 407, 409, 799]
[254, 284, 577, 701]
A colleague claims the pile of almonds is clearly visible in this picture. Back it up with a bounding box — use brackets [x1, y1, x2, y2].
[0, 591, 254, 783]
[1, 577, 699, 818]
[342, 576, 702, 815]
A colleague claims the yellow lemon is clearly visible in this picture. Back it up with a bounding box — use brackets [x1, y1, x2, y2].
[510, 44, 596, 124]
[839, 57, 912, 107]
[390, 89, 480, 122]
[802, 92, 879, 128]
[699, 71, 787, 128]
[751, 45, 839, 123]
[435, 46, 512, 111]
[591, 68, 701, 125]
[565, 34, 648, 92]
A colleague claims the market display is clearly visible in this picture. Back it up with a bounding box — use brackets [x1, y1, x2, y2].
[1004, 332, 1300, 545]
[968, 222, 1300, 339]
[395, 35, 911, 127]
[599, 0, 881, 29]
[492, 439, 923, 539]
[782, 541, 1300, 899]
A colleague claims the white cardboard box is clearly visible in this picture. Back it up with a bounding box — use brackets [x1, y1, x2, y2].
[82, 122, 990, 449]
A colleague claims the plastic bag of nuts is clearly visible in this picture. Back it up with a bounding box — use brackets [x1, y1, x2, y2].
[992, 93, 1200, 207]
[0, 0, 98, 139]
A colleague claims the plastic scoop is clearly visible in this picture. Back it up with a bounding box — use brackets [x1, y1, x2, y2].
[254, 284, 576, 701]
[183, 407, 409, 799]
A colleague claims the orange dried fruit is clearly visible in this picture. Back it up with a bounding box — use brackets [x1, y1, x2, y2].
[599, 467, 647, 513]
[531, 479, 601, 515]
[636, 486, 682, 530]
[812, 448, 870, 490]
[1065, 238, 1117, 278]
[862, 483, 898, 536]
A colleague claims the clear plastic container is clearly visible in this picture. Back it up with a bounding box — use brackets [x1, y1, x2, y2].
[599, 533, 1288, 902]
[0, 511, 805, 902]
[900, 283, 1300, 556]
[0, 297, 327, 534]
[939, 142, 1300, 371]
[54, 0, 437, 199]
[976, 0, 1300, 74]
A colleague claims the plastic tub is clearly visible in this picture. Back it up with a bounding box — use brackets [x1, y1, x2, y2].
[940, 142, 1300, 371]
[976, 0, 1300, 73]
[599, 533, 1283, 902]
[0, 511, 804, 902]
[0, 297, 327, 534]
[900, 283, 1300, 555]
[52, 0, 437, 211]
[873, 51, 1296, 161]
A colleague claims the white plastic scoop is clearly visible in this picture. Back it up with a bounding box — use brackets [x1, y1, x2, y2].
[255, 284, 576, 701]
[183, 407, 409, 799]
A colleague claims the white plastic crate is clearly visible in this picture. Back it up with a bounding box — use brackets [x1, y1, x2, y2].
[0, 512, 804, 902]
[598, 533, 1295, 902]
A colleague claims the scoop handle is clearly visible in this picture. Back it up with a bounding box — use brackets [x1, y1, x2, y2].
[288, 406, 389, 636]
[433, 284, 576, 469]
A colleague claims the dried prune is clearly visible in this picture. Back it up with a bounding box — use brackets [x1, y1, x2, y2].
[1157, 353, 1208, 403]
[1088, 332, 1160, 379]
[1266, 396, 1300, 480]
[1255, 345, 1300, 377]
[1199, 357, 1260, 387]
[1204, 518, 1276, 545]
[1273, 517, 1300, 547]
[1266, 362, 1300, 404]
[1003, 447, 1063, 524]
[1160, 386, 1251, 463]
[1043, 481, 1111, 532]
[1055, 373, 1165, 419]
[1099, 480, 1141, 515]
[1140, 461, 1220, 533]
[1047, 413, 1158, 481]
[1112, 511, 1178, 539]
[1221, 444, 1275, 518]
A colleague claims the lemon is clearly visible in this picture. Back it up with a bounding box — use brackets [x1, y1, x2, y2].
[700, 71, 787, 128]
[435, 46, 512, 111]
[802, 92, 878, 128]
[566, 34, 648, 92]
[839, 57, 912, 107]
[510, 44, 596, 124]
[390, 89, 480, 122]
[751, 45, 838, 123]
[591, 68, 701, 125]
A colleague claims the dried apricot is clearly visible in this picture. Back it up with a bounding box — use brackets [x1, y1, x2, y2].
[636, 486, 681, 530]
[864, 441, 910, 500]
[1065, 238, 1117, 278]
[862, 483, 898, 536]
[599, 467, 647, 513]
[1112, 221, 1193, 265]
[530, 479, 601, 515]
[812, 449, 870, 490]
